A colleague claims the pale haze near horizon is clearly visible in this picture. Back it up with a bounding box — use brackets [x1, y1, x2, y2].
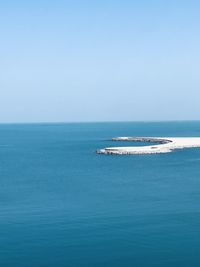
[0, 0, 200, 123]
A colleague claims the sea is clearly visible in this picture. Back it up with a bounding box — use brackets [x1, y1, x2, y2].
[0, 121, 200, 267]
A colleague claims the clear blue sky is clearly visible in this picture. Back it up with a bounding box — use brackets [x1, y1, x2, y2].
[0, 0, 200, 122]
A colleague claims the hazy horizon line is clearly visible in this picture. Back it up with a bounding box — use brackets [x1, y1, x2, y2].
[0, 119, 200, 125]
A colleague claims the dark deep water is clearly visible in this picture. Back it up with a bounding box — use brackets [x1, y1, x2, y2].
[1, 122, 200, 266]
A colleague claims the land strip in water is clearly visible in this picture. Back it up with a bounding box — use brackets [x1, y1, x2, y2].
[97, 137, 200, 155]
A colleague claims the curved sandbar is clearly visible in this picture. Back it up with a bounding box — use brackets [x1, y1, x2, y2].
[97, 137, 200, 155]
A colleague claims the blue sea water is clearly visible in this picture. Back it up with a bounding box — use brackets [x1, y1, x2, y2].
[0, 122, 200, 267]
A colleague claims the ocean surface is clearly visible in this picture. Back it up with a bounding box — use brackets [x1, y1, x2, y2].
[1, 121, 200, 267]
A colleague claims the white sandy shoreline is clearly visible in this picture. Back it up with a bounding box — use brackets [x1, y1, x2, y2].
[97, 137, 200, 155]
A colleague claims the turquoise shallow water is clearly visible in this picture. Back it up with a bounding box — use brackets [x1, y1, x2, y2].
[1, 122, 200, 266]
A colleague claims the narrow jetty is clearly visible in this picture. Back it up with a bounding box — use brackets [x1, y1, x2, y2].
[97, 137, 200, 155]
